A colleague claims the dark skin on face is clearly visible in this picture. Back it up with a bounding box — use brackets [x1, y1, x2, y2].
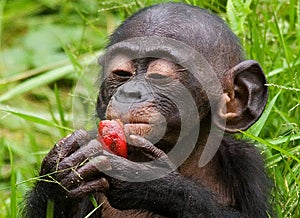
[23, 3, 271, 218]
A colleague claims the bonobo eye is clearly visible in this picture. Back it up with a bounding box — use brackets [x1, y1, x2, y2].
[146, 59, 179, 82]
[146, 73, 168, 80]
[108, 55, 135, 80]
[112, 70, 133, 78]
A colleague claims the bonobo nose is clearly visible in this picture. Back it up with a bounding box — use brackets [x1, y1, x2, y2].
[113, 80, 148, 104]
[117, 88, 142, 101]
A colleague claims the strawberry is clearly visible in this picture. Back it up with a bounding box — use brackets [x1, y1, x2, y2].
[97, 120, 128, 158]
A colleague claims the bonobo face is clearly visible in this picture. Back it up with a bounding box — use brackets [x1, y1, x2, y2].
[96, 37, 222, 154]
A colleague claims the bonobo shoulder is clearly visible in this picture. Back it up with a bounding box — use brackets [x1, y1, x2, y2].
[218, 135, 272, 217]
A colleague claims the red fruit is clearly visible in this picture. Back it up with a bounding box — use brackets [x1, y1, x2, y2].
[97, 120, 128, 158]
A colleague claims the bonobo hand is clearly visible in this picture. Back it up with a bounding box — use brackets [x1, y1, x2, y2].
[106, 134, 176, 185]
[38, 130, 110, 199]
[38, 130, 175, 201]
[104, 135, 178, 211]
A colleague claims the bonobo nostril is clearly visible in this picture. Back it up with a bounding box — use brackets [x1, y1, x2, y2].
[120, 89, 142, 99]
[113, 81, 148, 103]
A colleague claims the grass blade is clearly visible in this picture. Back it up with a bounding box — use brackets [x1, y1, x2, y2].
[241, 131, 300, 163]
[7, 144, 17, 218]
[0, 104, 73, 131]
[248, 90, 281, 136]
[46, 200, 54, 218]
[54, 84, 67, 135]
[0, 64, 74, 102]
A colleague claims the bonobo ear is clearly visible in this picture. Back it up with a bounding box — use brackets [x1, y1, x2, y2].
[213, 60, 268, 133]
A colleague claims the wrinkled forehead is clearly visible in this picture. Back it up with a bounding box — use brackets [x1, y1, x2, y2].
[100, 37, 208, 70]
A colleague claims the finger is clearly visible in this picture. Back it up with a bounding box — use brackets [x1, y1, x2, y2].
[58, 139, 103, 171]
[58, 129, 91, 158]
[41, 130, 89, 175]
[60, 155, 111, 188]
[129, 135, 176, 171]
[68, 178, 109, 198]
[78, 155, 112, 177]
[128, 135, 166, 159]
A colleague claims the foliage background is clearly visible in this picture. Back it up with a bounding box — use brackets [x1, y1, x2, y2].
[0, 0, 299, 217]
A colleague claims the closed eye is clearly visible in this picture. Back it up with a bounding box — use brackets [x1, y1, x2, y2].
[113, 70, 133, 78]
[146, 73, 168, 80]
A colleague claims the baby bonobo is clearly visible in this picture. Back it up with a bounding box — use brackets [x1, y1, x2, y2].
[24, 3, 271, 218]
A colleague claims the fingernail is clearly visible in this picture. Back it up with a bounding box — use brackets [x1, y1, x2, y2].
[129, 135, 137, 139]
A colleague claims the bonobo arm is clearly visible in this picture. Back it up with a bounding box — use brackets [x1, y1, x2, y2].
[24, 179, 71, 217]
[106, 173, 240, 218]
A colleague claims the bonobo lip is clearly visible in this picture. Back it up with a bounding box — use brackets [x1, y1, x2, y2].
[123, 119, 150, 125]
[111, 114, 161, 125]
[107, 113, 167, 141]
[123, 119, 165, 126]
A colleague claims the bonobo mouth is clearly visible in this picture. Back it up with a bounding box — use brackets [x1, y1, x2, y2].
[119, 116, 156, 139]
[123, 117, 151, 125]
[107, 113, 167, 143]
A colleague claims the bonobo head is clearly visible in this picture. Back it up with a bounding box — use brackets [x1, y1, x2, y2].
[96, 3, 268, 153]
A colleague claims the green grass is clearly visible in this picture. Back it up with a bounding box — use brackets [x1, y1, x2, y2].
[0, 0, 299, 217]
